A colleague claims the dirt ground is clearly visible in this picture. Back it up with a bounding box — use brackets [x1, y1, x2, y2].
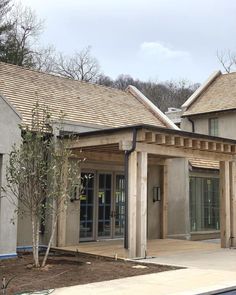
[0, 251, 179, 294]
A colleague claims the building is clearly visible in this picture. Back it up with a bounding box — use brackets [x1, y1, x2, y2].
[0, 63, 235, 259]
[0, 94, 21, 258]
[166, 71, 236, 241]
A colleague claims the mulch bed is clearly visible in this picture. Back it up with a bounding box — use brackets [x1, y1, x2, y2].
[0, 251, 180, 294]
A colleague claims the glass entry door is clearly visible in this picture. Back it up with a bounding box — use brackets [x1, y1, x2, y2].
[98, 173, 112, 238]
[80, 173, 94, 240]
[97, 173, 125, 239]
[79, 171, 125, 241]
[114, 175, 125, 237]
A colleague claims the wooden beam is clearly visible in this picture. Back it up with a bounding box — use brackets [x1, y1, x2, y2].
[136, 152, 148, 258]
[220, 161, 231, 248]
[200, 141, 209, 151]
[224, 144, 231, 153]
[136, 130, 146, 142]
[119, 140, 132, 150]
[165, 135, 175, 146]
[209, 142, 217, 151]
[148, 157, 166, 165]
[216, 143, 224, 152]
[156, 134, 166, 145]
[184, 138, 193, 148]
[175, 137, 184, 147]
[70, 131, 132, 149]
[192, 140, 201, 149]
[231, 145, 236, 154]
[136, 142, 233, 161]
[145, 132, 156, 143]
[230, 161, 236, 247]
[72, 151, 124, 163]
[161, 164, 168, 239]
[128, 151, 138, 258]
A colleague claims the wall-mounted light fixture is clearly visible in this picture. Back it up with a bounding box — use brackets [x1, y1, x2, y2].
[153, 186, 161, 202]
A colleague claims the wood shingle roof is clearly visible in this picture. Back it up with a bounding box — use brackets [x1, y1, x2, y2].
[0, 62, 167, 129]
[183, 72, 236, 117]
[189, 158, 219, 170]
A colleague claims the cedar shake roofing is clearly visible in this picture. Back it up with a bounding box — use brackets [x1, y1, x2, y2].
[189, 158, 219, 170]
[183, 72, 236, 117]
[0, 62, 167, 129]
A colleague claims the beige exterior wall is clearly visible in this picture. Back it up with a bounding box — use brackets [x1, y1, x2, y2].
[168, 158, 190, 240]
[181, 111, 236, 139]
[0, 97, 21, 256]
[147, 164, 161, 239]
[17, 158, 165, 247]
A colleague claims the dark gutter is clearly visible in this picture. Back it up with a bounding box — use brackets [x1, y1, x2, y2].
[182, 108, 236, 118]
[124, 128, 137, 249]
[188, 118, 195, 133]
[64, 123, 236, 145]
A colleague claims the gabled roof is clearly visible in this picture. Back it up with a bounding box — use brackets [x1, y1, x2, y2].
[182, 71, 236, 117]
[0, 62, 177, 130]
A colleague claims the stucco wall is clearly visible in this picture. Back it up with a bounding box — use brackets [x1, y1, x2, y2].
[0, 97, 21, 256]
[147, 164, 161, 239]
[181, 111, 236, 139]
[16, 136, 188, 246]
[168, 158, 190, 239]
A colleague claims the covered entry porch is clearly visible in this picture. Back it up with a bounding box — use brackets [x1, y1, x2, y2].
[58, 238, 220, 259]
[62, 124, 236, 258]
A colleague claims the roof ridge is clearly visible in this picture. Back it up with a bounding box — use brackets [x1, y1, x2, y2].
[126, 85, 179, 130]
[182, 71, 221, 111]
[222, 71, 236, 76]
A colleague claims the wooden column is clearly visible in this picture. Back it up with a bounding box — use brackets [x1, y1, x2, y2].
[57, 158, 68, 247]
[220, 161, 231, 248]
[136, 151, 148, 258]
[161, 164, 168, 239]
[128, 151, 138, 258]
[230, 161, 236, 247]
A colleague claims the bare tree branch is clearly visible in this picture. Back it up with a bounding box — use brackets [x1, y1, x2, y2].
[217, 49, 236, 73]
[53, 46, 101, 82]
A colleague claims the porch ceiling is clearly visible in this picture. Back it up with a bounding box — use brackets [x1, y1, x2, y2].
[69, 124, 236, 161]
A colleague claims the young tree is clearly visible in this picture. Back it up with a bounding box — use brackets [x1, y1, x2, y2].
[4, 104, 81, 268]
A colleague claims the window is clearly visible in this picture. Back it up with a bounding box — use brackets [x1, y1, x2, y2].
[190, 176, 220, 232]
[209, 118, 218, 136]
[80, 173, 94, 239]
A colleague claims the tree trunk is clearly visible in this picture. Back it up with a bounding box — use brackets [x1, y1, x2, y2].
[35, 218, 40, 267]
[41, 214, 58, 268]
[31, 215, 40, 268]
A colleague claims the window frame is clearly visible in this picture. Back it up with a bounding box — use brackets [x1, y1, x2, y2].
[208, 117, 219, 136]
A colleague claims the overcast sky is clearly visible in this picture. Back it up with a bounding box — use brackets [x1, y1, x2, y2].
[21, 0, 236, 83]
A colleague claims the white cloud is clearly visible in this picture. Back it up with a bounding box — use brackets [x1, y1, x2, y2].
[139, 41, 190, 60]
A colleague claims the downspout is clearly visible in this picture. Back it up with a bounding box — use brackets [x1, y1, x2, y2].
[124, 128, 137, 249]
[188, 118, 195, 133]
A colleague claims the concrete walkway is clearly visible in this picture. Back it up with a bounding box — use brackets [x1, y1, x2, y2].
[53, 268, 236, 295]
[142, 245, 236, 272]
[52, 240, 236, 295]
